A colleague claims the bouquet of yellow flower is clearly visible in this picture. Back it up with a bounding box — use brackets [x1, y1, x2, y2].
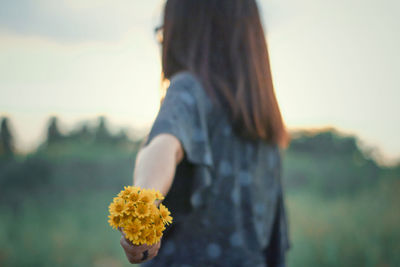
[108, 186, 173, 245]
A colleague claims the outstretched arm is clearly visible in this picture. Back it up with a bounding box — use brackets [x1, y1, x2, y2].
[120, 133, 184, 264]
[134, 133, 184, 196]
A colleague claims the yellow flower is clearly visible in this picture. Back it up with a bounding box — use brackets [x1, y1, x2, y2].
[109, 198, 128, 216]
[139, 215, 152, 227]
[153, 214, 164, 227]
[141, 228, 158, 245]
[149, 203, 159, 214]
[113, 196, 124, 202]
[138, 189, 156, 204]
[155, 222, 166, 234]
[108, 214, 121, 229]
[135, 202, 150, 218]
[118, 186, 134, 199]
[159, 203, 173, 225]
[127, 190, 140, 203]
[119, 213, 132, 227]
[124, 219, 144, 243]
[125, 202, 136, 216]
[155, 227, 163, 240]
[108, 186, 172, 245]
[150, 188, 165, 201]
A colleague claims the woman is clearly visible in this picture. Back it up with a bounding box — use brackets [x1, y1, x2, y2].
[119, 0, 291, 266]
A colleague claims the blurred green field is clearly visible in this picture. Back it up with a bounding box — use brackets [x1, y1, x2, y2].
[0, 117, 399, 266]
[1, 181, 399, 267]
[286, 181, 400, 267]
[0, 192, 126, 267]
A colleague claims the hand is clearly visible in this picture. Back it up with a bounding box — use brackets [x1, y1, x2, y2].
[119, 227, 162, 264]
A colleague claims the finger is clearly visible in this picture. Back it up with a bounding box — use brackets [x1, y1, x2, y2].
[120, 237, 162, 263]
[121, 245, 144, 264]
[126, 249, 153, 264]
[156, 240, 161, 249]
[120, 236, 153, 256]
[143, 242, 161, 262]
[124, 252, 138, 264]
[146, 249, 156, 260]
[139, 250, 155, 264]
[120, 238, 142, 264]
[124, 251, 143, 264]
[120, 237, 142, 257]
[149, 241, 161, 255]
[148, 240, 161, 256]
[134, 241, 162, 264]
[147, 248, 159, 260]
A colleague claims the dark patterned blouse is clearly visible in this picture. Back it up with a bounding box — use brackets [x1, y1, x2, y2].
[142, 71, 290, 267]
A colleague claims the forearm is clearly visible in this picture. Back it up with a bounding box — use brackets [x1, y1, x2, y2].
[133, 134, 183, 198]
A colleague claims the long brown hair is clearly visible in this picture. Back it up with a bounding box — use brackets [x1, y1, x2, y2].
[161, 0, 289, 148]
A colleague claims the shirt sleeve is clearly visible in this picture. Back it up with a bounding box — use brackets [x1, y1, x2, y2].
[144, 71, 213, 167]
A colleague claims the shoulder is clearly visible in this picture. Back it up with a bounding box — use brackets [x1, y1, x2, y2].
[170, 70, 202, 88]
[169, 71, 208, 100]
[168, 71, 212, 111]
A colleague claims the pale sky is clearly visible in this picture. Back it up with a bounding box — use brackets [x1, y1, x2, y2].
[0, 0, 399, 164]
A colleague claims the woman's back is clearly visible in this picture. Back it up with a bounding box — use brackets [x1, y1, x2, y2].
[119, 0, 290, 265]
[142, 71, 289, 267]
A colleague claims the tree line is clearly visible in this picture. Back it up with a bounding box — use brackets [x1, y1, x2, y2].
[0, 115, 131, 158]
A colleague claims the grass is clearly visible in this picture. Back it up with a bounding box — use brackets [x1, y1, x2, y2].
[1, 179, 399, 266]
[0, 192, 128, 267]
[286, 178, 400, 267]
